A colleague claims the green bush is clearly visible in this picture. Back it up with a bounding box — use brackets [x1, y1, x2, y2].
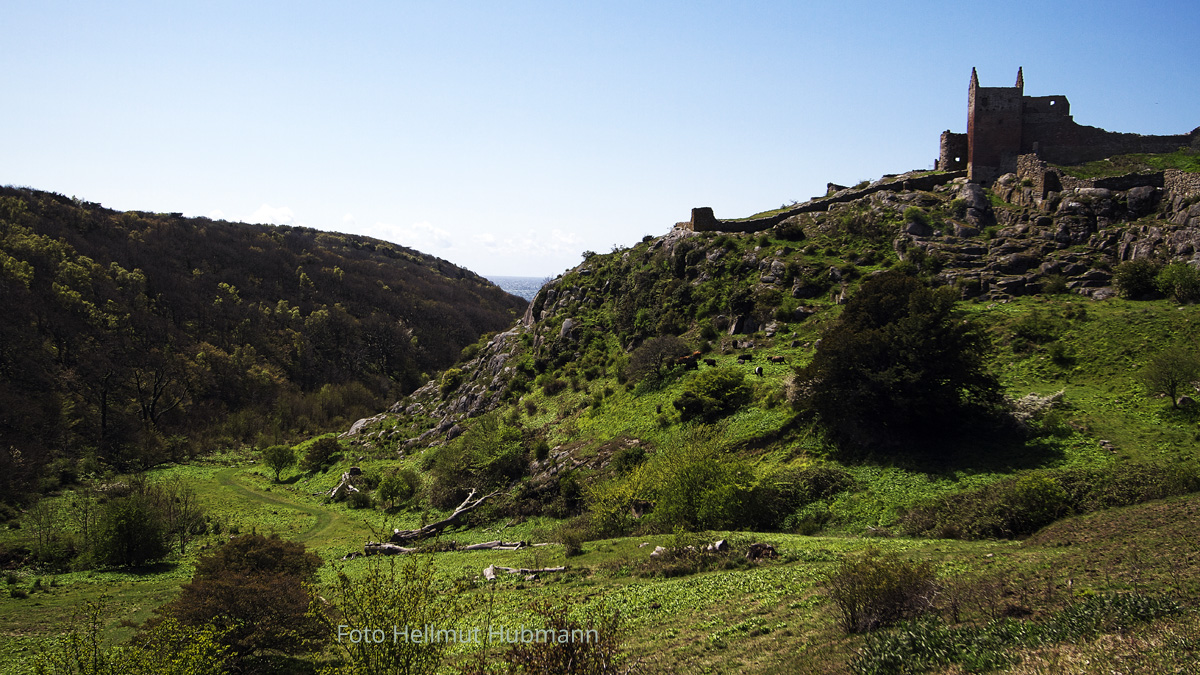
[903, 206, 930, 227]
[1040, 274, 1070, 295]
[494, 601, 628, 675]
[96, 491, 168, 567]
[347, 491, 373, 509]
[749, 464, 855, 529]
[1113, 258, 1163, 299]
[824, 548, 938, 633]
[673, 367, 752, 423]
[300, 436, 340, 473]
[440, 367, 465, 397]
[902, 463, 1200, 539]
[423, 414, 527, 509]
[1156, 261, 1200, 303]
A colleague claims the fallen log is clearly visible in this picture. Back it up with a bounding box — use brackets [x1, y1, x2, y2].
[362, 542, 417, 556]
[388, 488, 502, 543]
[462, 540, 527, 551]
[483, 564, 566, 580]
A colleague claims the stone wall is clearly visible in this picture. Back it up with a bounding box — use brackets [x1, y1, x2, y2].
[678, 171, 967, 233]
[1166, 169, 1200, 198]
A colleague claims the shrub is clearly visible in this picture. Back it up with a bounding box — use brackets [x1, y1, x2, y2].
[541, 378, 567, 396]
[622, 335, 690, 383]
[824, 548, 938, 633]
[902, 463, 1200, 540]
[424, 414, 527, 509]
[1157, 261, 1200, 304]
[610, 445, 646, 474]
[440, 367, 465, 397]
[749, 464, 855, 529]
[159, 534, 325, 662]
[494, 601, 628, 675]
[903, 206, 930, 227]
[347, 491, 373, 509]
[95, 490, 168, 567]
[319, 555, 470, 675]
[378, 468, 421, 509]
[1113, 258, 1163, 299]
[35, 598, 229, 675]
[300, 436, 340, 473]
[557, 522, 586, 557]
[1040, 274, 1070, 295]
[673, 368, 752, 423]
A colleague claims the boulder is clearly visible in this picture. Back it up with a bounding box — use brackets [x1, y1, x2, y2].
[1127, 186, 1160, 217]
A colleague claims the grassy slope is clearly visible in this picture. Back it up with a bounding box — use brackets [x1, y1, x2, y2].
[7, 183, 1200, 672]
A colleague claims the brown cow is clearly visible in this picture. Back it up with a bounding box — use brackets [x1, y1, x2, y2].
[767, 355, 786, 364]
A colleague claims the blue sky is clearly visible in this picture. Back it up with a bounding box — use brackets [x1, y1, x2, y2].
[4, 1, 1198, 277]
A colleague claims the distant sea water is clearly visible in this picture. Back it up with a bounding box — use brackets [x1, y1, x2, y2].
[485, 275, 549, 302]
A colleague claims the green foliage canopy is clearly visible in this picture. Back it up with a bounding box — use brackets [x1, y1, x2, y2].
[796, 271, 1001, 450]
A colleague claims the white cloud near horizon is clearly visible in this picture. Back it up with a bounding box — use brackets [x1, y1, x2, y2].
[368, 220, 455, 251]
[251, 204, 299, 226]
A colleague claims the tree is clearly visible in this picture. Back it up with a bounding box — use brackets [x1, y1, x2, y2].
[1140, 346, 1200, 408]
[155, 477, 205, 555]
[796, 271, 1001, 450]
[622, 336, 690, 383]
[262, 444, 296, 482]
[160, 534, 326, 663]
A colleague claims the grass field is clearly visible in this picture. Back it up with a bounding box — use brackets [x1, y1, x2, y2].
[5, 296, 1200, 673]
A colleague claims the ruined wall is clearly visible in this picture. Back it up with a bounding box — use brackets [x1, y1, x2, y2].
[680, 171, 967, 233]
[1026, 118, 1196, 167]
[939, 131, 968, 170]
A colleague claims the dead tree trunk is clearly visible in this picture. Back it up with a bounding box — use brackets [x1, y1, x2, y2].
[388, 488, 501, 543]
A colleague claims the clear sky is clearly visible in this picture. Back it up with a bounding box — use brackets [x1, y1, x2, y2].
[4, 1, 1198, 277]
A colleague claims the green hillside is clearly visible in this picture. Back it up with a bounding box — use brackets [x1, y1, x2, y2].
[0, 187, 525, 500]
[5, 168, 1200, 674]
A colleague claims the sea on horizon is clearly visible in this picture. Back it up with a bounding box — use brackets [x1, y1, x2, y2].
[484, 275, 550, 302]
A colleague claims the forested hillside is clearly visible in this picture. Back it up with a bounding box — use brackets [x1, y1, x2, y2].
[0, 187, 525, 500]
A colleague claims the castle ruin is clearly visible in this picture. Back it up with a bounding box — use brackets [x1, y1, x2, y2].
[940, 67, 1199, 185]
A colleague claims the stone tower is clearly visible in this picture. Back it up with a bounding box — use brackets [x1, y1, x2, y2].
[967, 67, 1025, 184]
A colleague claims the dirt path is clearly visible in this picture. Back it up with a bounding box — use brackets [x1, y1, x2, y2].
[214, 467, 341, 545]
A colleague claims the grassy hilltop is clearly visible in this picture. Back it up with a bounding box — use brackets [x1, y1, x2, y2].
[4, 158, 1200, 674]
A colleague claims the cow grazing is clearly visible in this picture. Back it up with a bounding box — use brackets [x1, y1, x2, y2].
[703, 358, 717, 367]
[754, 366, 764, 377]
[767, 355, 786, 364]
